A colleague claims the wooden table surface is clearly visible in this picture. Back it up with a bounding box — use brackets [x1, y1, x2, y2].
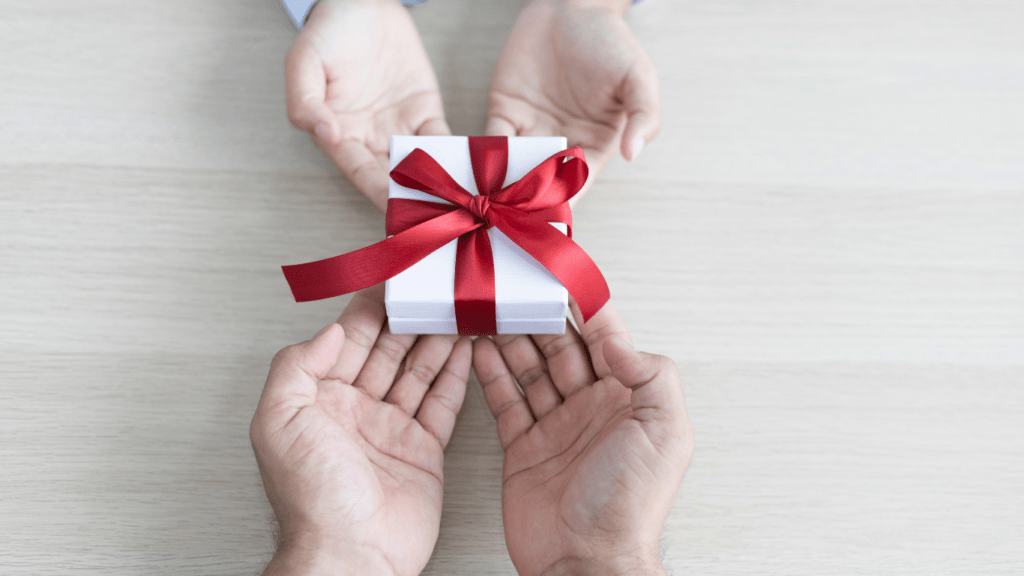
[2, 1, 1023, 574]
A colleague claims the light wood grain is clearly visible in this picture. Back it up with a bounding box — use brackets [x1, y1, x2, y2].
[2, 0, 1022, 574]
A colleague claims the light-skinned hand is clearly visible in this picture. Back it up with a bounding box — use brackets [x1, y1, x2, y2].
[473, 301, 693, 576]
[486, 0, 660, 204]
[251, 287, 472, 576]
[286, 0, 450, 211]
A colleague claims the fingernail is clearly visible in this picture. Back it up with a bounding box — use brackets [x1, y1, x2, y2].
[314, 323, 337, 338]
[629, 137, 645, 161]
[314, 122, 330, 141]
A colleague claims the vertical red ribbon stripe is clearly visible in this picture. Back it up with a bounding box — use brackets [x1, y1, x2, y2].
[450, 137, 508, 334]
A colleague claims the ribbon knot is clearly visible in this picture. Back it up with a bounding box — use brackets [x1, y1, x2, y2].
[281, 136, 610, 335]
[467, 195, 492, 227]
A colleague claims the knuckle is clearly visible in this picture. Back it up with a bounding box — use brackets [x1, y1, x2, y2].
[348, 159, 379, 184]
[286, 105, 303, 127]
[538, 333, 574, 359]
[249, 415, 267, 448]
[584, 325, 628, 350]
[478, 370, 509, 392]
[516, 366, 547, 388]
[658, 355, 680, 377]
[271, 344, 300, 368]
[428, 390, 462, 416]
[374, 337, 408, 364]
[343, 323, 377, 351]
[404, 361, 437, 384]
[492, 397, 522, 420]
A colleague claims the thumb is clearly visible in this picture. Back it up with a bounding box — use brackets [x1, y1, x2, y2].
[285, 41, 339, 143]
[603, 337, 687, 442]
[485, 114, 518, 137]
[618, 54, 660, 162]
[259, 323, 345, 419]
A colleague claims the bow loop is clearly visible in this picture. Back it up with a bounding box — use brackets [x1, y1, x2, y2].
[491, 147, 589, 211]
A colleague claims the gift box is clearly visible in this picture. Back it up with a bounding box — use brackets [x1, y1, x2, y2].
[281, 135, 609, 337]
[386, 136, 569, 335]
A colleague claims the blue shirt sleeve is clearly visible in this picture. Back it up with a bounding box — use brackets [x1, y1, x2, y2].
[281, 0, 429, 29]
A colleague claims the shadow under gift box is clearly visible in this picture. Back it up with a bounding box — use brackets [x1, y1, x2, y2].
[385, 136, 570, 335]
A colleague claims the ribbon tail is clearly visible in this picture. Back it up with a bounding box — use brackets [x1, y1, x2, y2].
[283, 211, 479, 302]
[491, 210, 610, 323]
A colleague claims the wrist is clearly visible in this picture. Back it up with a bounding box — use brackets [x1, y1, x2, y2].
[307, 0, 394, 18]
[540, 551, 666, 576]
[557, 0, 632, 17]
[263, 531, 396, 576]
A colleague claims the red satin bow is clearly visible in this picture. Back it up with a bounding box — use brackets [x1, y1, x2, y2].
[281, 136, 610, 335]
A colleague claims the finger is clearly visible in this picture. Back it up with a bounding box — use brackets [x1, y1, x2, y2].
[352, 327, 418, 400]
[416, 115, 452, 137]
[259, 323, 345, 421]
[618, 53, 660, 162]
[570, 298, 632, 380]
[384, 334, 458, 416]
[485, 114, 518, 137]
[493, 335, 562, 420]
[530, 322, 597, 399]
[473, 337, 535, 450]
[603, 337, 690, 446]
[324, 286, 387, 385]
[416, 337, 472, 448]
[318, 139, 390, 212]
[284, 40, 339, 142]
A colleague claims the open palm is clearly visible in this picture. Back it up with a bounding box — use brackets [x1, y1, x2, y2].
[286, 0, 449, 211]
[487, 0, 660, 204]
[252, 289, 471, 575]
[473, 302, 693, 576]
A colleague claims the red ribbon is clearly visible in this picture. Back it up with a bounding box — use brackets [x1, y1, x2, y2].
[281, 136, 610, 335]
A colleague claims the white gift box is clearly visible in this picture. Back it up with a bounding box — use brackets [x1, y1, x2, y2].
[385, 136, 569, 335]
